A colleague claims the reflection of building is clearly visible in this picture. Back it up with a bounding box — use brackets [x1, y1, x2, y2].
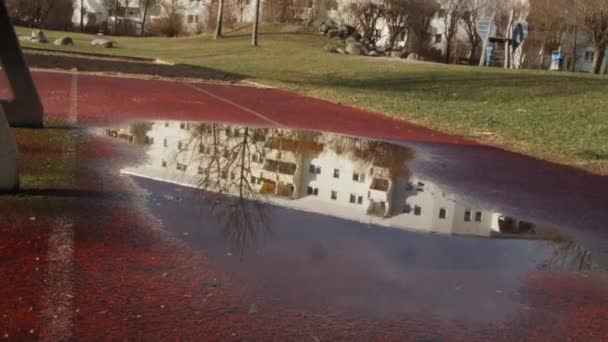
[105, 120, 541, 238]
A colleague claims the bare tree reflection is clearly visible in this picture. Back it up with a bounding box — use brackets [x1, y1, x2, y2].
[180, 124, 272, 260]
[540, 240, 592, 271]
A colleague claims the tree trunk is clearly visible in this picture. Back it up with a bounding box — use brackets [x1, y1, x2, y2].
[214, 0, 224, 39]
[592, 45, 605, 74]
[445, 37, 451, 64]
[80, 0, 85, 32]
[570, 25, 577, 72]
[140, 0, 150, 36]
[251, 0, 261, 46]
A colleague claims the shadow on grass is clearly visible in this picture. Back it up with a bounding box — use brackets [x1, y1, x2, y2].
[24, 51, 244, 81]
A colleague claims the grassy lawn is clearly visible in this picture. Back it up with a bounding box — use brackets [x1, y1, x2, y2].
[15, 26, 608, 174]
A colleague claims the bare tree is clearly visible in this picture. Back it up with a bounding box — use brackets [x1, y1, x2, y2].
[382, 0, 413, 50]
[235, 0, 248, 22]
[153, 0, 184, 37]
[460, 0, 483, 63]
[406, 0, 440, 57]
[439, 0, 467, 63]
[349, 0, 383, 42]
[6, 0, 72, 28]
[575, 0, 608, 74]
[140, 0, 153, 36]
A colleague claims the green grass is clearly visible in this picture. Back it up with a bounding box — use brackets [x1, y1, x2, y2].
[15, 25, 608, 173]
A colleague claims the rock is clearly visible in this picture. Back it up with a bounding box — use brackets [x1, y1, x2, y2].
[345, 36, 358, 44]
[351, 32, 362, 41]
[323, 44, 338, 53]
[30, 30, 49, 43]
[327, 28, 339, 39]
[336, 47, 346, 54]
[91, 38, 113, 48]
[54, 36, 74, 46]
[407, 52, 420, 61]
[345, 42, 363, 56]
[367, 50, 379, 57]
[338, 25, 356, 39]
[389, 50, 405, 58]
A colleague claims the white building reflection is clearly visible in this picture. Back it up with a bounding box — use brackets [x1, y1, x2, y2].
[105, 120, 544, 239]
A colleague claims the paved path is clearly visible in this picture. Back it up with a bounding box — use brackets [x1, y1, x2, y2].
[1, 70, 471, 145]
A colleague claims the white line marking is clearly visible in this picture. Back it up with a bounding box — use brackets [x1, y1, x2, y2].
[40, 72, 78, 340]
[184, 83, 285, 128]
[39, 218, 75, 341]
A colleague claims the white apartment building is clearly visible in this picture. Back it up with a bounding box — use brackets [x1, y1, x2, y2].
[73, 0, 216, 34]
[104, 120, 546, 238]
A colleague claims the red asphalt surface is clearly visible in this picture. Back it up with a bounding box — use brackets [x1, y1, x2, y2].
[2, 70, 608, 341]
[1, 70, 471, 144]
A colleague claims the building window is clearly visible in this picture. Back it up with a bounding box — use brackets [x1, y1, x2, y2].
[178, 141, 184, 150]
[331, 191, 337, 200]
[162, 160, 167, 168]
[163, 138, 168, 148]
[475, 211, 483, 222]
[357, 196, 363, 204]
[584, 51, 594, 63]
[230, 172, 236, 180]
[221, 171, 228, 179]
[187, 15, 199, 24]
[435, 34, 442, 44]
[350, 194, 356, 203]
[177, 163, 187, 171]
[307, 187, 319, 196]
[464, 210, 472, 222]
[353, 172, 366, 182]
[309, 164, 321, 174]
[414, 205, 422, 216]
[180, 122, 189, 129]
[333, 169, 340, 178]
[403, 204, 412, 214]
[165, 122, 170, 127]
[369, 167, 375, 175]
[439, 208, 447, 219]
[198, 166, 205, 175]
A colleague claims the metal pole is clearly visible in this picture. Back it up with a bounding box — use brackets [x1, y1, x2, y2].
[0, 104, 19, 193]
[251, 0, 260, 46]
[0, 0, 44, 128]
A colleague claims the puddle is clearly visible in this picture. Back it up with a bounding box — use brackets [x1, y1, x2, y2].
[98, 120, 606, 322]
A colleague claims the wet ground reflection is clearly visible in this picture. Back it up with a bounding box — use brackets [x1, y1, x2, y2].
[99, 120, 600, 321]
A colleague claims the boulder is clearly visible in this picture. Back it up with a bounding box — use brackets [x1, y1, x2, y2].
[345, 36, 358, 44]
[336, 47, 346, 54]
[54, 36, 74, 46]
[30, 30, 49, 43]
[338, 25, 356, 39]
[327, 28, 339, 39]
[407, 52, 420, 61]
[389, 50, 405, 58]
[92, 38, 114, 48]
[323, 43, 338, 53]
[367, 50, 379, 57]
[345, 42, 363, 56]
